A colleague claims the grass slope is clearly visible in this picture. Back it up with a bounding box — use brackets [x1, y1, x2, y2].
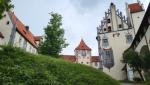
[0, 46, 120, 85]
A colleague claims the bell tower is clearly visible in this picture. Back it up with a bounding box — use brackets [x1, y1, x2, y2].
[74, 39, 91, 65]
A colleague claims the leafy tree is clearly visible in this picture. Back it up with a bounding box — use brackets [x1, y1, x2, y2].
[140, 45, 150, 80]
[123, 48, 144, 81]
[0, 0, 13, 19]
[38, 12, 68, 57]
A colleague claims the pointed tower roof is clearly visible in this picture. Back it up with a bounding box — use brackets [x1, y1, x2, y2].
[128, 3, 144, 13]
[75, 39, 91, 51]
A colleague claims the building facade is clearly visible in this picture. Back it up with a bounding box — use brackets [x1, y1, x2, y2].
[96, 1, 145, 80]
[63, 39, 101, 69]
[0, 11, 42, 54]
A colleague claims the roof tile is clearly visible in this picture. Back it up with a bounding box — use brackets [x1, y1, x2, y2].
[75, 39, 91, 50]
[128, 3, 143, 13]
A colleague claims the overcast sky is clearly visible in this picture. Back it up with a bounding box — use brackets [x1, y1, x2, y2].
[12, 0, 149, 55]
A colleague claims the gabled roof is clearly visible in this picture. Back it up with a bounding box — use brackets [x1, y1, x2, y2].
[62, 55, 76, 62]
[90, 56, 100, 62]
[0, 32, 4, 38]
[9, 12, 37, 48]
[34, 36, 42, 41]
[75, 39, 91, 51]
[128, 3, 144, 13]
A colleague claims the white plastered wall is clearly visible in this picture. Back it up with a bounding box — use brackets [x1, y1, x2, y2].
[0, 12, 13, 45]
[100, 29, 134, 80]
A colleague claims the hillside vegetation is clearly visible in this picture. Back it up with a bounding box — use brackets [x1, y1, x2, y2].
[0, 45, 120, 85]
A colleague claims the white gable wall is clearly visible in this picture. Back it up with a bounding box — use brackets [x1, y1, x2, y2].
[0, 12, 13, 45]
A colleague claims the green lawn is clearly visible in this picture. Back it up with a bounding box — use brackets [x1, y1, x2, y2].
[0, 45, 120, 85]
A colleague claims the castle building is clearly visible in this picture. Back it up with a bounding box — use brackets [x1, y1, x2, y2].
[96, 1, 145, 80]
[63, 39, 101, 69]
[0, 11, 42, 54]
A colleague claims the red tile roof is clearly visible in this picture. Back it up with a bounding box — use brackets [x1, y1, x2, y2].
[128, 3, 143, 13]
[34, 36, 42, 41]
[62, 55, 76, 62]
[90, 56, 100, 62]
[75, 39, 91, 50]
[0, 32, 4, 38]
[9, 12, 37, 48]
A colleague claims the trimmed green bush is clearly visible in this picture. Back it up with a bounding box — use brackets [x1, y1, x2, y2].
[0, 45, 120, 85]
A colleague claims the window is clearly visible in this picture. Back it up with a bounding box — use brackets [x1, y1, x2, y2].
[103, 49, 114, 69]
[108, 26, 111, 32]
[118, 24, 122, 28]
[23, 40, 27, 50]
[81, 62, 83, 64]
[19, 36, 22, 46]
[126, 34, 133, 43]
[87, 62, 89, 64]
[102, 38, 109, 47]
[6, 21, 9, 25]
[104, 28, 106, 31]
[4, 14, 6, 17]
[107, 19, 111, 23]
[95, 62, 98, 66]
[82, 51, 86, 56]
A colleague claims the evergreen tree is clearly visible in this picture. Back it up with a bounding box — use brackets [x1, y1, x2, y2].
[38, 12, 68, 57]
[0, 0, 13, 19]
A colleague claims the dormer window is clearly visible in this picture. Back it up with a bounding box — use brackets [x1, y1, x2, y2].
[126, 34, 133, 43]
[107, 19, 111, 23]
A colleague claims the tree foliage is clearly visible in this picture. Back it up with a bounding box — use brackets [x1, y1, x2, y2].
[123, 48, 144, 81]
[38, 12, 68, 57]
[0, 0, 13, 19]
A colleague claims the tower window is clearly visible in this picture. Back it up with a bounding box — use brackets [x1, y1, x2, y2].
[82, 51, 86, 56]
[102, 38, 109, 47]
[108, 26, 111, 32]
[104, 28, 106, 31]
[118, 24, 122, 28]
[126, 34, 133, 43]
[107, 19, 111, 23]
[6, 21, 9, 25]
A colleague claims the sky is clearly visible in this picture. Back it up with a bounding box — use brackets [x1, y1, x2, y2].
[12, 0, 149, 55]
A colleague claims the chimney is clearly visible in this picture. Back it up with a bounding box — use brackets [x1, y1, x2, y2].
[25, 26, 29, 31]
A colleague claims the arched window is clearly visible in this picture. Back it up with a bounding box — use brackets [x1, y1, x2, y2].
[102, 48, 114, 70]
